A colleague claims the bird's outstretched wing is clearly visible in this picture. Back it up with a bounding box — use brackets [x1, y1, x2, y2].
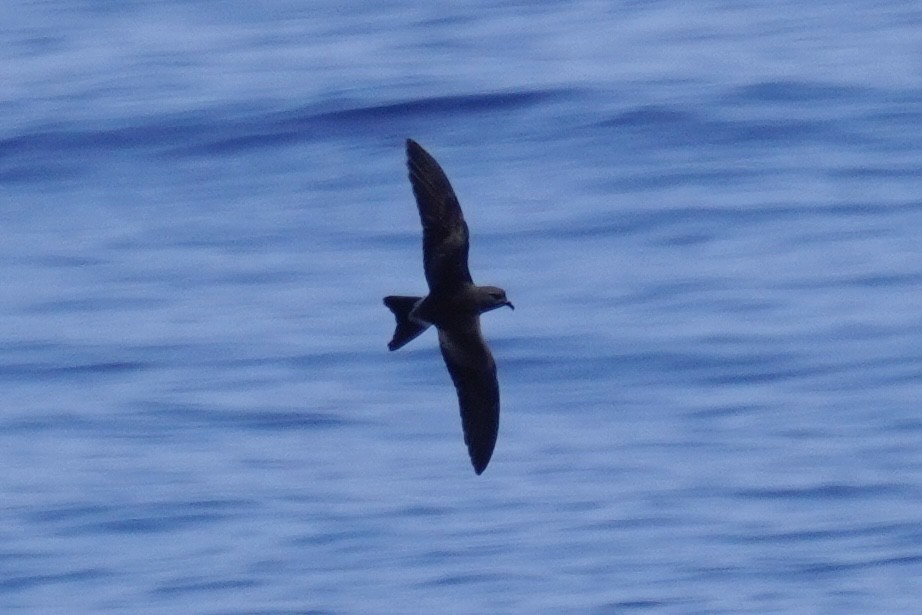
[437, 323, 499, 475]
[406, 139, 473, 292]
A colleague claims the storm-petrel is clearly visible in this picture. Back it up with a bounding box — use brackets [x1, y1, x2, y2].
[384, 139, 513, 475]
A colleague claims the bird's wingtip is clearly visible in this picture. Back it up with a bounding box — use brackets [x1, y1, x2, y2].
[471, 456, 490, 475]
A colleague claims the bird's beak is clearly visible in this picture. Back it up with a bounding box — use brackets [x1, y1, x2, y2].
[505, 301, 515, 311]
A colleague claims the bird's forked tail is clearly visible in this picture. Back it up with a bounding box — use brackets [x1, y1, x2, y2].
[383, 296, 429, 351]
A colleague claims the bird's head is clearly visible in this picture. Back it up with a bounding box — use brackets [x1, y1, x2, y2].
[477, 286, 514, 314]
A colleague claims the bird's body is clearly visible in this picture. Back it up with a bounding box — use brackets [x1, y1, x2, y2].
[384, 139, 513, 475]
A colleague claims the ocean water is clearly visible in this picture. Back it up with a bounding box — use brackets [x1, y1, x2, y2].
[3, 1, 922, 613]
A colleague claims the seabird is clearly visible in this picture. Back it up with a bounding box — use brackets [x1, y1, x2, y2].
[384, 139, 514, 475]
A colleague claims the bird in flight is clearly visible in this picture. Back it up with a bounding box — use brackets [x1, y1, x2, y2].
[384, 139, 514, 475]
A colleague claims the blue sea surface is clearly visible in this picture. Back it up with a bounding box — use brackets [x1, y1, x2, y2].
[3, 1, 922, 613]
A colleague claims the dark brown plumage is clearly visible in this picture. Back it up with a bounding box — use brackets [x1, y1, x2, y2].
[383, 139, 513, 475]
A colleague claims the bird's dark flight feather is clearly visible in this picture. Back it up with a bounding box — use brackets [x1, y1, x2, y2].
[437, 326, 499, 475]
[406, 139, 473, 293]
